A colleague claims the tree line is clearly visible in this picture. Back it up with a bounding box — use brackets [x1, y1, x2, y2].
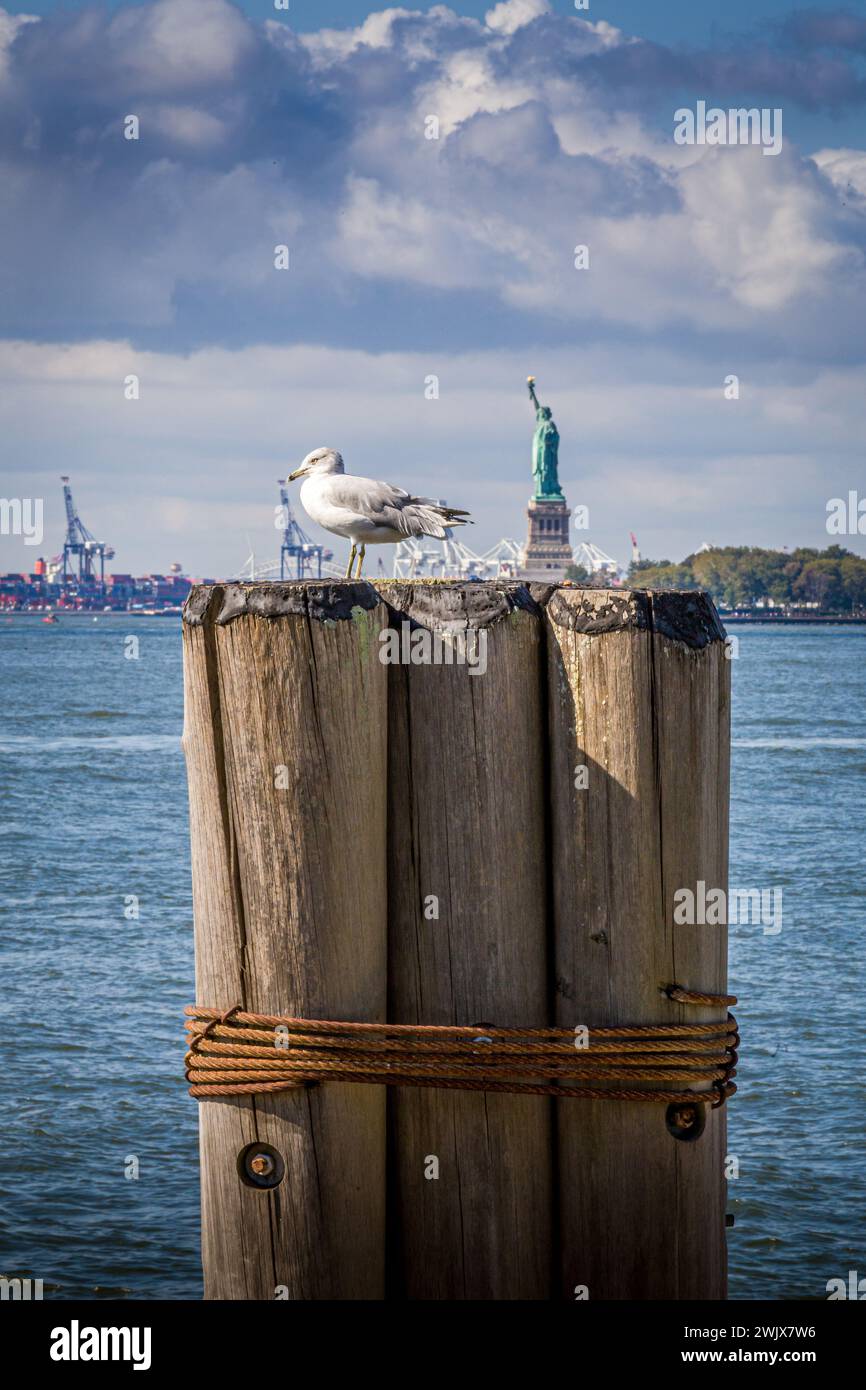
[566, 546, 866, 612]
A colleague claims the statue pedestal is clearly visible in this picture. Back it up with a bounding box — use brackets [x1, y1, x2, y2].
[520, 497, 573, 582]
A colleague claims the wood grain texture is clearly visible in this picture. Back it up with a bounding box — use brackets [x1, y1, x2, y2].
[649, 590, 731, 1299]
[183, 579, 731, 1302]
[182, 582, 388, 1299]
[543, 587, 730, 1300]
[383, 583, 553, 1300]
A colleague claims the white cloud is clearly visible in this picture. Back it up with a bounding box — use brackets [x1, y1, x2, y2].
[0, 7, 38, 81]
[300, 9, 412, 65]
[416, 47, 536, 135]
[144, 105, 228, 148]
[485, 0, 550, 38]
[0, 0, 863, 359]
[678, 149, 856, 312]
[107, 0, 254, 90]
[812, 147, 866, 204]
[333, 172, 536, 289]
[301, 6, 476, 67]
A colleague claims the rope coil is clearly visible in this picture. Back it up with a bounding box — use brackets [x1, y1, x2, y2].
[185, 987, 738, 1108]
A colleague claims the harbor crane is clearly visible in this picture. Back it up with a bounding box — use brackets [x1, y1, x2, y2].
[60, 476, 114, 591]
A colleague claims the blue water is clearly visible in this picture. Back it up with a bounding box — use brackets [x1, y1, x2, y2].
[0, 615, 863, 1299]
[727, 624, 866, 1300]
[0, 615, 197, 1299]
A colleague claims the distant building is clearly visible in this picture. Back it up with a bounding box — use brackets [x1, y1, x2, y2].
[522, 497, 573, 581]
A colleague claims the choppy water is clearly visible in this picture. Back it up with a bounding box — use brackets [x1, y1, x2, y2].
[0, 615, 863, 1300]
[726, 624, 866, 1300]
[0, 615, 196, 1299]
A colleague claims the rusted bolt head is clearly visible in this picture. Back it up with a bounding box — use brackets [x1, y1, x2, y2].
[238, 1141, 284, 1189]
[673, 1105, 697, 1130]
[665, 1100, 707, 1143]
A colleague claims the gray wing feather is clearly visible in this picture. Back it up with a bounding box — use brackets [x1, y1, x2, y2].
[328, 477, 471, 539]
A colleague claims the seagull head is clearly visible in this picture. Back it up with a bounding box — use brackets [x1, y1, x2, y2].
[288, 447, 344, 482]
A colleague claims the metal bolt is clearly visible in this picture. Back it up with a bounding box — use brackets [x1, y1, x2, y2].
[238, 1142, 284, 1188]
[673, 1105, 697, 1130]
[665, 1100, 706, 1142]
[249, 1152, 275, 1178]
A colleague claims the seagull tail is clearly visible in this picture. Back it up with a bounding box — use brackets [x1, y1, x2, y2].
[401, 501, 473, 540]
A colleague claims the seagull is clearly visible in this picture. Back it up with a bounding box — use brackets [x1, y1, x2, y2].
[287, 447, 472, 578]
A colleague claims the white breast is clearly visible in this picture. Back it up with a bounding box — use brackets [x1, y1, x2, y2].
[299, 476, 402, 543]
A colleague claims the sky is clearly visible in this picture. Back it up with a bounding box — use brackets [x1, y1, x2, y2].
[1, 0, 865, 577]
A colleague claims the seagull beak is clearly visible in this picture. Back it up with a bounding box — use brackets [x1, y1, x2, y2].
[287, 465, 305, 481]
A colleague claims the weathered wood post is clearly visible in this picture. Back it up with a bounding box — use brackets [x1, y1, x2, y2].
[182, 579, 731, 1301]
[542, 587, 730, 1300]
[182, 582, 389, 1299]
[383, 582, 553, 1299]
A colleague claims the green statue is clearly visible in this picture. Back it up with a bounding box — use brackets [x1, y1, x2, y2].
[527, 376, 564, 501]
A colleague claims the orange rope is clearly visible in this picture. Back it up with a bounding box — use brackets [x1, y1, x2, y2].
[184, 988, 738, 1108]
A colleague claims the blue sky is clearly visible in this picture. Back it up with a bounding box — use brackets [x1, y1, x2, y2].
[1, 0, 865, 576]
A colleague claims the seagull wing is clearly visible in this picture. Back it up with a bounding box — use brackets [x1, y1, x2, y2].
[325, 476, 471, 540]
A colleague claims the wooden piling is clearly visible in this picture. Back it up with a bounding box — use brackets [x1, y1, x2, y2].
[541, 587, 730, 1300]
[383, 582, 553, 1300]
[181, 582, 389, 1299]
[182, 579, 731, 1301]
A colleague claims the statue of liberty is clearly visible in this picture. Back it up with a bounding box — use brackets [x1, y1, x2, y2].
[527, 376, 564, 501]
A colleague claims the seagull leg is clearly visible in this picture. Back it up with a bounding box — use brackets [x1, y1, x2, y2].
[345, 544, 356, 578]
[354, 544, 366, 579]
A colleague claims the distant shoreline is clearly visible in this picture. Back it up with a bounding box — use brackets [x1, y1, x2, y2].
[0, 609, 183, 618]
[721, 614, 866, 625]
[3, 605, 866, 626]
